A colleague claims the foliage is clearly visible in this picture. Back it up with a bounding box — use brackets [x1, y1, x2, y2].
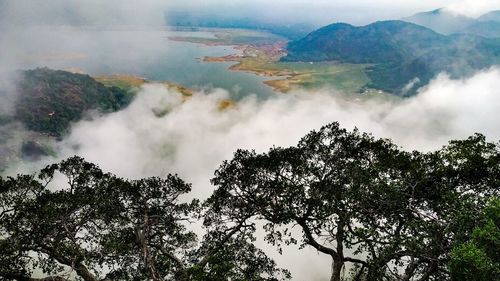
[0, 157, 288, 281]
[449, 198, 500, 281]
[1, 122, 498, 280]
[15, 68, 134, 137]
[209, 122, 500, 281]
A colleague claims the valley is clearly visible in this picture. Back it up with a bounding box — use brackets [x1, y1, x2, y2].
[170, 29, 379, 94]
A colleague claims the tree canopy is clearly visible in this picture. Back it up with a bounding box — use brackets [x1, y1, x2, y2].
[1, 122, 499, 281]
[208, 122, 499, 281]
[0, 157, 288, 281]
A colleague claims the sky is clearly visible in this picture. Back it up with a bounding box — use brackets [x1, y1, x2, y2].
[167, 0, 500, 25]
[1, 0, 500, 27]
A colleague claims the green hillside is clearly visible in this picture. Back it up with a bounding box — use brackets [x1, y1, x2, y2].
[283, 20, 500, 94]
[15, 68, 133, 137]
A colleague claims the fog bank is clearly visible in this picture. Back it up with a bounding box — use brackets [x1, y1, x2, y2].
[6, 68, 498, 279]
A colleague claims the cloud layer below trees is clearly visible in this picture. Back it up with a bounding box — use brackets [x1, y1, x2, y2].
[7, 67, 500, 280]
[41, 68, 500, 182]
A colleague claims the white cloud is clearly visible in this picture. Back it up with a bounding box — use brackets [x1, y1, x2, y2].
[7, 67, 499, 279]
[447, 0, 500, 17]
[0, 0, 169, 26]
[20, 68, 499, 198]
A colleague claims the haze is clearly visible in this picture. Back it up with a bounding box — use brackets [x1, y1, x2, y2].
[1, 0, 499, 280]
[2, 0, 500, 28]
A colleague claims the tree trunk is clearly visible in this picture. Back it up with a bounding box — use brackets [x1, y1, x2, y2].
[74, 263, 100, 281]
[330, 259, 344, 281]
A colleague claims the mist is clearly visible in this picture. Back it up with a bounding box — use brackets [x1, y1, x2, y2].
[17, 68, 499, 187]
[1, 0, 500, 279]
[4, 67, 498, 279]
[0, 0, 169, 27]
[167, 0, 500, 26]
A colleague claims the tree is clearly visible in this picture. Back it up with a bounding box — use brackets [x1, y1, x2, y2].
[0, 157, 288, 281]
[208, 122, 500, 281]
[1, 124, 498, 281]
[449, 197, 500, 281]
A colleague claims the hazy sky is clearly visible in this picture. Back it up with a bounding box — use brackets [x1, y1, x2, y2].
[167, 0, 500, 25]
[1, 0, 500, 27]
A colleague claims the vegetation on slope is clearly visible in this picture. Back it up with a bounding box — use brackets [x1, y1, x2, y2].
[173, 29, 375, 93]
[15, 68, 134, 137]
[283, 20, 500, 94]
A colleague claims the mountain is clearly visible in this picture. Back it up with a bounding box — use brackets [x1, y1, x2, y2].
[282, 21, 500, 94]
[283, 21, 447, 64]
[15, 68, 132, 137]
[463, 21, 500, 38]
[403, 9, 500, 38]
[165, 12, 316, 40]
[478, 11, 500, 22]
[402, 8, 475, 35]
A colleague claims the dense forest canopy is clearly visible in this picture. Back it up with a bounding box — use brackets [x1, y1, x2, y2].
[1, 122, 499, 281]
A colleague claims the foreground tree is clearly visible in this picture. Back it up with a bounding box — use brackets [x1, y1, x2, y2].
[0, 157, 288, 281]
[208, 122, 500, 281]
[448, 197, 500, 281]
[1, 123, 498, 281]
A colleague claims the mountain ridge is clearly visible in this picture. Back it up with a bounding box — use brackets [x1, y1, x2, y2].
[283, 20, 500, 94]
[403, 8, 500, 37]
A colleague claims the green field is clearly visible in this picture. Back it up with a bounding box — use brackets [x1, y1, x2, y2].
[171, 28, 389, 95]
[265, 62, 371, 92]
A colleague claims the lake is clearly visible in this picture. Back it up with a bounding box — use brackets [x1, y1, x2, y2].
[9, 26, 276, 99]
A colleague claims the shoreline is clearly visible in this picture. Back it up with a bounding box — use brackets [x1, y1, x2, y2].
[169, 35, 295, 92]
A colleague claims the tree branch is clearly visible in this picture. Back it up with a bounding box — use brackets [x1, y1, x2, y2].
[196, 219, 250, 268]
[297, 219, 340, 261]
[0, 273, 69, 281]
[37, 246, 99, 281]
[416, 263, 437, 281]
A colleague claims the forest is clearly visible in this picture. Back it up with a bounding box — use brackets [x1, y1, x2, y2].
[1, 122, 498, 281]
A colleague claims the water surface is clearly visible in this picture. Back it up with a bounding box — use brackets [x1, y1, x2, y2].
[11, 26, 275, 99]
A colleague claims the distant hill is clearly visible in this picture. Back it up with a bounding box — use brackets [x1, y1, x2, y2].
[165, 12, 315, 40]
[463, 21, 500, 38]
[478, 11, 500, 22]
[402, 8, 474, 35]
[15, 68, 132, 137]
[403, 8, 500, 38]
[282, 21, 500, 94]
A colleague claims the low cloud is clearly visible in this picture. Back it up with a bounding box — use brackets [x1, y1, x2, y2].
[447, 0, 500, 17]
[0, 0, 169, 27]
[48, 68, 500, 181]
[6, 68, 499, 279]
